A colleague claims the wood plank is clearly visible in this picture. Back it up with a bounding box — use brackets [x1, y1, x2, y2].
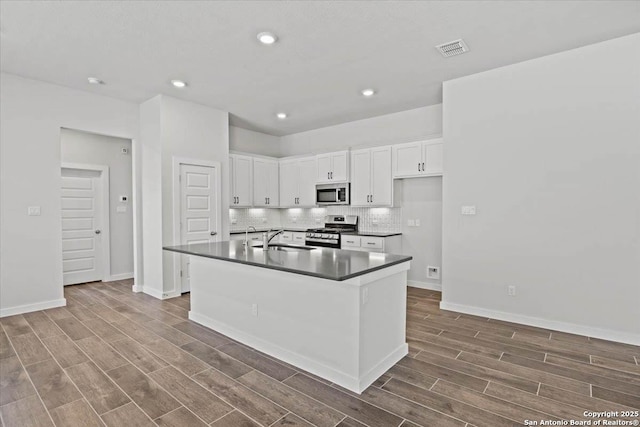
[237, 370, 345, 427]
[431, 380, 558, 424]
[54, 317, 94, 341]
[181, 341, 252, 379]
[538, 383, 639, 413]
[41, 334, 88, 369]
[209, 410, 260, 427]
[406, 328, 502, 359]
[0, 356, 36, 406]
[65, 361, 130, 415]
[382, 378, 514, 427]
[22, 312, 63, 339]
[0, 394, 53, 427]
[25, 359, 82, 410]
[385, 364, 438, 390]
[149, 366, 233, 424]
[405, 337, 461, 359]
[475, 331, 591, 363]
[142, 320, 195, 346]
[397, 356, 489, 392]
[89, 304, 129, 324]
[457, 352, 591, 395]
[43, 307, 75, 322]
[155, 407, 207, 427]
[76, 336, 128, 371]
[111, 320, 156, 345]
[172, 321, 231, 348]
[9, 333, 52, 366]
[1, 315, 32, 337]
[336, 417, 367, 427]
[216, 342, 296, 381]
[112, 305, 154, 323]
[591, 386, 640, 409]
[283, 373, 403, 427]
[272, 413, 313, 426]
[591, 355, 640, 375]
[191, 368, 286, 426]
[143, 338, 208, 376]
[109, 338, 168, 374]
[81, 318, 127, 343]
[49, 398, 103, 427]
[546, 354, 640, 385]
[415, 350, 539, 393]
[101, 402, 155, 427]
[440, 331, 547, 361]
[106, 363, 181, 419]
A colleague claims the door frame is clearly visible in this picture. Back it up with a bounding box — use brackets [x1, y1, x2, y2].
[60, 162, 111, 283]
[171, 157, 222, 294]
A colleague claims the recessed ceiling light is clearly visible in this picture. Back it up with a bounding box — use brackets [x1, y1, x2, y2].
[170, 79, 187, 88]
[276, 112, 287, 119]
[361, 88, 376, 97]
[87, 77, 104, 85]
[257, 32, 278, 45]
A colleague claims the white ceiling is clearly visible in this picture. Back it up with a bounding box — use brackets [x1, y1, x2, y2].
[1, 1, 639, 136]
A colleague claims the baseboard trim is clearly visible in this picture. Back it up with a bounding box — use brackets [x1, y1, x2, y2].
[132, 284, 143, 293]
[439, 301, 640, 346]
[104, 273, 134, 282]
[357, 344, 408, 392]
[1, 298, 67, 318]
[408, 280, 442, 291]
[142, 286, 181, 300]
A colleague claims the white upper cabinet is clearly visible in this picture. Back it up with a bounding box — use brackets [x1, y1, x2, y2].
[316, 150, 349, 183]
[229, 154, 252, 207]
[253, 158, 279, 207]
[350, 146, 392, 206]
[392, 138, 443, 178]
[279, 156, 317, 207]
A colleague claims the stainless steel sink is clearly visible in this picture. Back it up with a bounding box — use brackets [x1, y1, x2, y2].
[252, 243, 315, 251]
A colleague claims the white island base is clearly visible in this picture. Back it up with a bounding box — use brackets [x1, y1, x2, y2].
[188, 256, 410, 393]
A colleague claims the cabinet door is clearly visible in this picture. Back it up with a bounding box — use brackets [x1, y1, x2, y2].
[229, 155, 236, 205]
[423, 139, 444, 175]
[297, 157, 317, 206]
[315, 154, 332, 183]
[350, 149, 371, 206]
[266, 160, 279, 206]
[292, 232, 306, 244]
[392, 142, 423, 178]
[233, 155, 253, 207]
[279, 160, 298, 207]
[331, 151, 349, 182]
[370, 146, 392, 206]
[252, 158, 269, 207]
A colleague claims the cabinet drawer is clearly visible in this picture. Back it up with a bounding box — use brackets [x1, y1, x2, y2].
[341, 236, 361, 248]
[280, 232, 293, 242]
[293, 233, 306, 243]
[361, 237, 383, 249]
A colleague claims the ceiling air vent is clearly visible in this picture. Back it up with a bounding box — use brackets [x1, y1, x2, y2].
[435, 39, 469, 58]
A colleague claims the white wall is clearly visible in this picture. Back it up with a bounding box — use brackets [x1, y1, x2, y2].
[230, 126, 281, 157]
[441, 34, 640, 344]
[279, 104, 442, 156]
[0, 73, 139, 316]
[60, 129, 134, 279]
[140, 95, 230, 298]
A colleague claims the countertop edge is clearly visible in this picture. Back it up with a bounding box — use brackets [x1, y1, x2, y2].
[163, 246, 412, 281]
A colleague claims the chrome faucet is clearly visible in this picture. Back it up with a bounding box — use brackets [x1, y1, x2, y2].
[244, 226, 257, 246]
[263, 229, 284, 250]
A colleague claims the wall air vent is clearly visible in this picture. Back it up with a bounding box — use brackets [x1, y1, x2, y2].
[435, 39, 469, 57]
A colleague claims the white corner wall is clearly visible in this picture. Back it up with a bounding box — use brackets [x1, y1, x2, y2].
[230, 126, 281, 157]
[140, 95, 230, 299]
[0, 73, 139, 316]
[441, 34, 640, 344]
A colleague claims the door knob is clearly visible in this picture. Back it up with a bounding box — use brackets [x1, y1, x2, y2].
[210, 231, 217, 236]
[95, 229, 101, 234]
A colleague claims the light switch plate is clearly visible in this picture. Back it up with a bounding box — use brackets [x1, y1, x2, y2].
[408, 219, 415, 227]
[116, 206, 127, 213]
[231, 218, 237, 224]
[28, 206, 41, 216]
[415, 219, 421, 226]
[461, 206, 477, 215]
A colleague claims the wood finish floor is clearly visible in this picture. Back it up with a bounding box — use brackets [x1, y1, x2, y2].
[1, 280, 639, 427]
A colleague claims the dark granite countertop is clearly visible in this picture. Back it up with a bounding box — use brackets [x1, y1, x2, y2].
[163, 241, 411, 281]
[229, 228, 308, 234]
[341, 231, 402, 237]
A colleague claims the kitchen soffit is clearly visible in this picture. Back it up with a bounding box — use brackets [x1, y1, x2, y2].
[1, 1, 639, 136]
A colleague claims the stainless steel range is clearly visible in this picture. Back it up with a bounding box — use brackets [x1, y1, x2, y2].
[305, 215, 358, 248]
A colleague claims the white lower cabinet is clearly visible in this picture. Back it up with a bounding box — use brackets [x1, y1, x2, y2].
[340, 235, 402, 254]
[278, 231, 306, 244]
[230, 232, 263, 243]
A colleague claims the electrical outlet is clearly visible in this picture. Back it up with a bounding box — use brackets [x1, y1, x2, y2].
[507, 285, 516, 296]
[427, 266, 440, 280]
[27, 206, 41, 216]
[408, 219, 415, 227]
[415, 219, 421, 226]
[461, 206, 477, 215]
[251, 304, 258, 317]
[231, 218, 237, 224]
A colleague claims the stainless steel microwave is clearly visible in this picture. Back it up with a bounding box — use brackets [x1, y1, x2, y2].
[316, 183, 350, 205]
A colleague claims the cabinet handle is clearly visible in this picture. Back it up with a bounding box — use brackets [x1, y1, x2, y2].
[370, 194, 373, 203]
[330, 171, 333, 179]
[327, 172, 330, 179]
[418, 162, 421, 172]
[422, 162, 425, 172]
[367, 242, 376, 245]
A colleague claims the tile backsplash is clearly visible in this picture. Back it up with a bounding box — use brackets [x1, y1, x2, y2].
[230, 206, 402, 233]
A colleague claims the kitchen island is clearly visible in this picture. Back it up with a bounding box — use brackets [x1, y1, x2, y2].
[163, 240, 412, 393]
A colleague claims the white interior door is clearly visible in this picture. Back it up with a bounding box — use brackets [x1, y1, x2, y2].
[180, 163, 219, 292]
[61, 168, 104, 285]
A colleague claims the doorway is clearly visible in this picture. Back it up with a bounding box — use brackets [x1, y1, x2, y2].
[175, 161, 222, 293]
[61, 165, 110, 285]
